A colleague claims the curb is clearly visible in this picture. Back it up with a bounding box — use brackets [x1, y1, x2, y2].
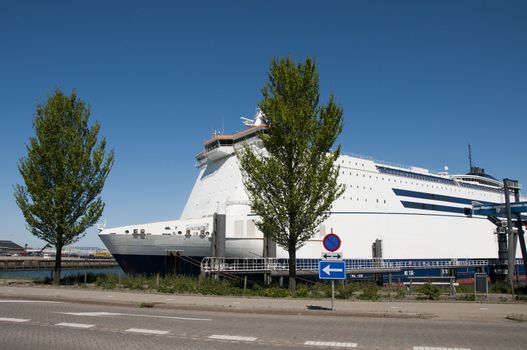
[0, 287, 435, 320]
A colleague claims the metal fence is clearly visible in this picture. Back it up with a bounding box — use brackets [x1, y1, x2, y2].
[200, 257, 501, 274]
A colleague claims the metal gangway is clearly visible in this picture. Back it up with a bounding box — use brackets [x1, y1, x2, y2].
[200, 257, 504, 276]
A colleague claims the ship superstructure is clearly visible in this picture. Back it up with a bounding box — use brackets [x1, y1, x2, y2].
[99, 110, 525, 276]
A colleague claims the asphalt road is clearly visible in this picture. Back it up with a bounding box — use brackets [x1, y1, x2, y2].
[0, 299, 526, 350]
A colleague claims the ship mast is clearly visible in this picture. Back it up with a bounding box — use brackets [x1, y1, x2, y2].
[468, 143, 473, 170]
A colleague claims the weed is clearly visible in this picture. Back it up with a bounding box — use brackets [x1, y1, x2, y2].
[358, 284, 379, 301]
[418, 283, 441, 300]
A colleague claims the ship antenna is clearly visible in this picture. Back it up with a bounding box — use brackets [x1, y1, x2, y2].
[468, 143, 473, 170]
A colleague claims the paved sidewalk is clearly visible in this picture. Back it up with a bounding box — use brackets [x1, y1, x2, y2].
[1, 284, 526, 322]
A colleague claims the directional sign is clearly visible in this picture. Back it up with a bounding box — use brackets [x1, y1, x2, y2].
[473, 201, 527, 216]
[319, 260, 346, 280]
[321, 252, 343, 260]
[323, 233, 341, 252]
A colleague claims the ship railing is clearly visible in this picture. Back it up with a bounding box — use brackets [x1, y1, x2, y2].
[200, 257, 493, 274]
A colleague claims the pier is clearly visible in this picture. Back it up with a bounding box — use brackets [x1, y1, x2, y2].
[0, 257, 118, 272]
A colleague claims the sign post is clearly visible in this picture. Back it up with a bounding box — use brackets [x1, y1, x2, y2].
[321, 233, 345, 311]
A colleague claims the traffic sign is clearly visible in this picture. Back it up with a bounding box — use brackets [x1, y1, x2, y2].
[321, 252, 343, 260]
[323, 233, 341, 252]
[319, 260, 346, 280]
[473, 201, 527, 216]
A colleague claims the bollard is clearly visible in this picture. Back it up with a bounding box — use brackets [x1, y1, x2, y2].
[156, 273, 160, 291]
[244, 276, 247, 295]
[84, 272, 87, 284]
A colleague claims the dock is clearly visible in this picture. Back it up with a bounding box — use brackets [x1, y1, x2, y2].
[0, 257, 118, 272]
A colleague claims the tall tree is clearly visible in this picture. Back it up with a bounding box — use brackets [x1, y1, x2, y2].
[14, 90, 114, 285]
[239, 57, 344, 292]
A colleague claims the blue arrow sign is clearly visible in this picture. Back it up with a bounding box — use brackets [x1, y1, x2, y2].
[473, 201, 527, 216]
[319, 260, 346, 280]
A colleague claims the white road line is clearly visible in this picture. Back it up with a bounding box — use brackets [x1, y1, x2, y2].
[305, 341, 357, 348]
[58, 311, 211, 321]
[0, 300, 61, 303]
[60, 312, 119, 317]
[125, 328, 169, 335]
[0, 317, 30, 323]
[479, 307, 489, 310]
[55, 322, 95, 329]
[413, 347, 471, 350]
[209, 334, 257, 342]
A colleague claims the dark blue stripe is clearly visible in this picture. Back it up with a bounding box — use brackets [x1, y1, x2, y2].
[393, 188, 471, 204]
[400, 201, 466, 214]
[393, 188, 498, 206]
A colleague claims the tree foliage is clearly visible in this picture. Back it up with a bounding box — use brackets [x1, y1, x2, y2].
[239, 57, 344, 292]
[14, 89, 114, 284]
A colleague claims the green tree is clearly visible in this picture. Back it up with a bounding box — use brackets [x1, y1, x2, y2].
[14, 90, 114, 285]
[239, 57, 344, 292]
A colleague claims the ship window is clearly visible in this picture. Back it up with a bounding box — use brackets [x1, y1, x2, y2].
[125, 230, 129, 234]
[164, 226, 171, 230]
[384, 200, 386, 204]
[376, 199, 379, 203]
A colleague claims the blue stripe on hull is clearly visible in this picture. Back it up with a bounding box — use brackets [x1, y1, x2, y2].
[113, 255, 525, 283]
[113, 254, 204, 276]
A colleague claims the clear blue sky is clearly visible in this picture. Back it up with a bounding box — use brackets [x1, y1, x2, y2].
[1, 0, 526, 248]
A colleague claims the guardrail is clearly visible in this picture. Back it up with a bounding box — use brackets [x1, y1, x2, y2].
[200, 257, 503, 274]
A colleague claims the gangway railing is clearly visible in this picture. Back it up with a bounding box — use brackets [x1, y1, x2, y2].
[200, 257, 505, 275]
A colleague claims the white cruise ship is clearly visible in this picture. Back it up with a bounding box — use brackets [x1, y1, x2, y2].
[99, 110, 525, 277]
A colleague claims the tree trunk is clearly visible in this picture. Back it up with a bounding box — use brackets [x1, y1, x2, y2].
[53, 245, 62, 285]
[288, 246, 297, 293]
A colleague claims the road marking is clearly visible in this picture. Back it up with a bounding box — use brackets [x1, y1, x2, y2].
[58, 311, 211, 321]
[305, 341, 357, 348]
[0, 300, 61, 303]
[0, 317, 30, 323]
[413, 347, 471, 350]
[55, 322, 95, 329]
[209, 334, 257, 342]
[479, 307, 488, 310]
[60, 312, 118, 317]
[125, 328, 169, 335]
